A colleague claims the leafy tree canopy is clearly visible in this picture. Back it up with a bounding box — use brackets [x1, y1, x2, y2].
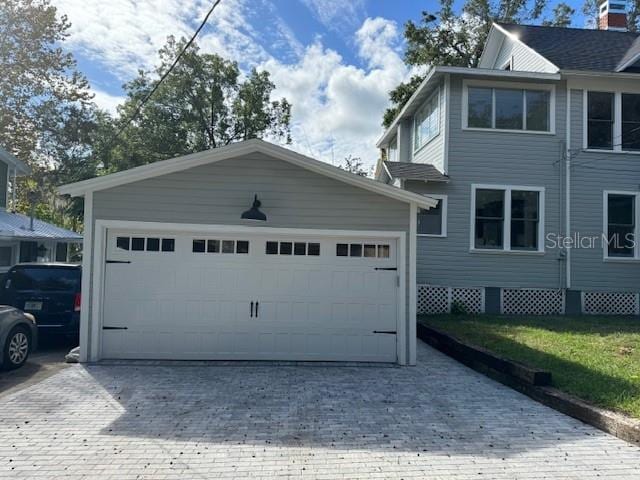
[102, 37, 291, 172]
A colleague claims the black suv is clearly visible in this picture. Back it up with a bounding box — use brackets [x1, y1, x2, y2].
[0, 263, 81, 339]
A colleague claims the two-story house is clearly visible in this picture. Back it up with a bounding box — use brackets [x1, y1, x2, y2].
[0, 146, 82, 272]
[376, 0, 640, 316]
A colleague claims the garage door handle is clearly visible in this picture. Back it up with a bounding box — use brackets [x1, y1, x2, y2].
[106, 260, 132, 264]
[373, 330, 396, 334]
[374, 267, 397, 271]
[255, 301, 259, 318]
[250, 301, 254, 318]
[103, 326, 128, 330]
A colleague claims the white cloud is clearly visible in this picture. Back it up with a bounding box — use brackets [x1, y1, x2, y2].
[263, 17, 408, 168]
[302, 0, 366, 33]
[91, 89, 125, 116]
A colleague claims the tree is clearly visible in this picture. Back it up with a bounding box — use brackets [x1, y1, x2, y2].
[543, 3, 575, 26]
[0, 0, 97, 228]
[339, 155, 371, 177]
[383, 0, 571, 128]
[104, 37, 291, 172]
[0, 0, 93, 164]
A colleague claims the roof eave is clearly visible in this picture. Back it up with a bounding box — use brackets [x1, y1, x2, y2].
[58, 139, 438, 210]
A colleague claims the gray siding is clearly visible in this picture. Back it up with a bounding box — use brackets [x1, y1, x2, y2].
[412, 80, 446, 172]
[569, 89, 640, 292]
[89, 152, 413, 359]
[408, 75, 566, 289]
[493, 35, 555, 73]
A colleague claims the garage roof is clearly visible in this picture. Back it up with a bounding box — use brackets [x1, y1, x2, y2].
[58, 139, 437, 209]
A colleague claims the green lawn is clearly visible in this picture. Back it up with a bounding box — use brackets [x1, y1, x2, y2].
[419, 315, 640, 419]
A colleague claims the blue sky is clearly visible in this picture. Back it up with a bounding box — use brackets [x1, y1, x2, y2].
[52, 0, 588, 166]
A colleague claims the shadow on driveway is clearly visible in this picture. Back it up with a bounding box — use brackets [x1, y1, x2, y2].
[0, 336, 74, 398]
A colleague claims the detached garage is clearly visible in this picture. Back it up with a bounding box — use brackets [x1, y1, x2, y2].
[58, 140, 435, 365]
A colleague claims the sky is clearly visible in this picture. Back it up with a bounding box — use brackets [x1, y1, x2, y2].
[51, 0, 588, 168]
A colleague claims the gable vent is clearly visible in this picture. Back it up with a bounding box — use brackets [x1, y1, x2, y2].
[599, 0, 628, 31]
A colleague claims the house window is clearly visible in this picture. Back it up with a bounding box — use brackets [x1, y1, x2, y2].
[414, 89, 440, 151]
[466, 85, 551, 132]
[587, 91, 614, 149]
[622, 94, 640, 151]
[417, 196, 447, 237]
[0, 246, 12, 267]
[55, 243, 68, 262]
[19, 241, 38, 262]
[472, 185, 544, 252]
[605, 193, 638, 258]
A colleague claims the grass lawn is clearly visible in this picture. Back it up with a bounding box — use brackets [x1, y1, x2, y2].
[419, 315, 640, 419]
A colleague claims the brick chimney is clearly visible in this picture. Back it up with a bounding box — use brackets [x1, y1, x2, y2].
[599, 0, 628, 31]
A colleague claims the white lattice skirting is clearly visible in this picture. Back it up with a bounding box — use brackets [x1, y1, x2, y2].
[417, 285, 485, 314]
[501, 288, 565, 315]
[582, 291, 640, 315]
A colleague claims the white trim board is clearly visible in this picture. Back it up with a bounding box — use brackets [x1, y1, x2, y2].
[89, 220, 410, 365]
[58, 139, 437, 210]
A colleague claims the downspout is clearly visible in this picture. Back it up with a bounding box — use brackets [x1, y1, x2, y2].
[565, 83, 571, 290]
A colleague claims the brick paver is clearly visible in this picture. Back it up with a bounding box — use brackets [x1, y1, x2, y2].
[0, 341, 639, 479]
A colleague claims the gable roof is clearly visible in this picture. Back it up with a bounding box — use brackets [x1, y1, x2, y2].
[0, 210, 82, 241]
[58, 139, 437, 209]
[497, 23, 640, 72]
[383, 162, 449, 182]
[0, 145, 30, 175]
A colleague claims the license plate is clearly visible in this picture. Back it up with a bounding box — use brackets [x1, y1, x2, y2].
[24, 301, 43, 311]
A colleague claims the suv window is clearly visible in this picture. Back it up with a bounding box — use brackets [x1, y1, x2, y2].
[7, 267, 80, 292]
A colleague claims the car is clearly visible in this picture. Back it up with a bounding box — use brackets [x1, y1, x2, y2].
[0, 263, 82, 340]
[0, 306, 37, 370]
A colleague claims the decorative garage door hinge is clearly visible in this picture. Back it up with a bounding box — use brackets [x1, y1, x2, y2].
[373, 330, 396, 335]
[106, 260, 131, 264]
[103, 326, 128, 330]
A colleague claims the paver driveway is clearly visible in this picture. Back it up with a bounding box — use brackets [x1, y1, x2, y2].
[1, 341, 639, 480]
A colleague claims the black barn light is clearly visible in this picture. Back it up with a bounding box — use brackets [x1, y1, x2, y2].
[241, 195, 267, 221]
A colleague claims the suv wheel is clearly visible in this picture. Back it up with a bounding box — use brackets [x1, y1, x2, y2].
[3, 327, 30, 370]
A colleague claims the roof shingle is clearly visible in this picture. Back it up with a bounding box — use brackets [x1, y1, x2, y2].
[383, 162, 449, 182]
[498, 23, 640, 72]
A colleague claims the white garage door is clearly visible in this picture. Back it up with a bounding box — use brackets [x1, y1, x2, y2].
[100, 228, 400, 362]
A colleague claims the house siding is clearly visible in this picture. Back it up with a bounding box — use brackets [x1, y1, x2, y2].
[569, 89, 640, 292]
[493, 35, 555, 73]
[88, 152, 413, 358]
[412, 80, 446, 173]
[407, 75, 566, 289]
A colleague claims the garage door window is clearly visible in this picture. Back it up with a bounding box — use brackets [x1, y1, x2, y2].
[266, 241, 320, 256]
[337, 243, 390, 258]
[117, 236, 175, 252]
[193, 239, 249, 254]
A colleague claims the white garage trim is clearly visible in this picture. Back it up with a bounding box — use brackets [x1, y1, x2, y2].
[409, 203, 418, 366]
[78, 192, 92, 363]
[88, 220, 409, 364]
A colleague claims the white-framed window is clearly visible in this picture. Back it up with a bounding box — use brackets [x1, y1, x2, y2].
[417, 194, 447, 237]
[388, 137, 398, 162]
[470, 184, 545, 253]
[586, 91, 640, 152]
[413, 88, 440, 151]
[462, 80, 555, 134]
[603, 191, 640, 260]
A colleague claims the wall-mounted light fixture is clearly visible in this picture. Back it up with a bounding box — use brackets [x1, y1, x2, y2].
[241, 195, 267, 221]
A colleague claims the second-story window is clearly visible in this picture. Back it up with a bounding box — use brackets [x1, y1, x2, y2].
[466, 85, 551, 133]
[587, 92, 640, 152]
[587, 91, 614, 149]
[414, 89, 440, 151]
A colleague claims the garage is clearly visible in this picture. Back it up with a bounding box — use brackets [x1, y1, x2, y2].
[58, 140, 435, 364]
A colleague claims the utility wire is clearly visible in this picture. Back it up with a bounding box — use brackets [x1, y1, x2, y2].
[109, 0, 223, 145]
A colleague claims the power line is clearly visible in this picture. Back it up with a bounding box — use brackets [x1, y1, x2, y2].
[109, 0, 223, 145]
